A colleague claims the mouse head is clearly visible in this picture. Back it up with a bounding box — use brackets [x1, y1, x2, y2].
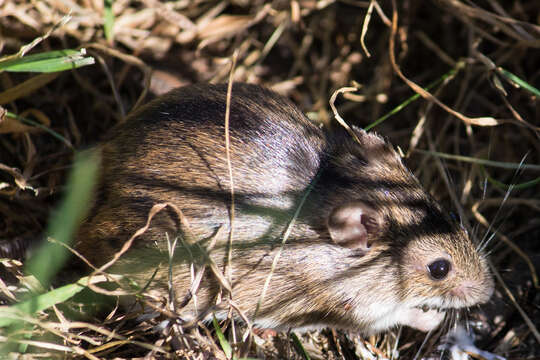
[398, 227, 493, 310]
[320, 128, 494, 332]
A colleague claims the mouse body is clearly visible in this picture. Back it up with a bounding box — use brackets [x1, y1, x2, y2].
[75, 83, 494, 334]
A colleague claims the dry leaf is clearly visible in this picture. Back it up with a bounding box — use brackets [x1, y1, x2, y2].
[0, 73, 60, 105]
[0, 109, 37, 134]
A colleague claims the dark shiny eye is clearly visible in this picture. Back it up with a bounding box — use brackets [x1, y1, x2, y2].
[428, 259, 451, 280]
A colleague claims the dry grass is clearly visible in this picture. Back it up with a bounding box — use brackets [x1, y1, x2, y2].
[1, 0, 539, 358]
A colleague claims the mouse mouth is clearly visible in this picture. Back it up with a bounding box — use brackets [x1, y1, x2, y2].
[415, 304, 447, 313]
[405, 305, 448, 332]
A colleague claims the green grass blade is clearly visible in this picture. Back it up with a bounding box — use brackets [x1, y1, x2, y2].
[364, 61, 464, 131]
[481, 166, 540, 190]
[212, 316, 233, 359]
[104, 0, 115, 42]
[6, 111, 73, 149]
[0, 275, 110, 328]
[290, 332, 310, 360]
[498, 67, 540, 97]
[416, 149, 540, 171]
[26, 150, 100, 287]
[0, 49, 95, 73]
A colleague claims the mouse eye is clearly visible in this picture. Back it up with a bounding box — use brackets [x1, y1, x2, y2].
[428, 259, 451, 280]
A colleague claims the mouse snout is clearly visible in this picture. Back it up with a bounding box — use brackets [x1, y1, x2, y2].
[450, 276, 494, 306]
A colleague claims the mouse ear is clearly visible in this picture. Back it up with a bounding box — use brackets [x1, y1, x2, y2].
[327, 201, 382, 251]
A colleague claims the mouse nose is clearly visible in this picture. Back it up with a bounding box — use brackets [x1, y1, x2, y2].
[450, 278, 494, 306]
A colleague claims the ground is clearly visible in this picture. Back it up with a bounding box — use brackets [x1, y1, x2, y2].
[0, 0, 539, 359]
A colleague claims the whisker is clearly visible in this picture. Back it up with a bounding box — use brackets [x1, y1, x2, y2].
[463, 308, 471, 333]
[391, 326, 402, 360]
[412, 329, 432, 360]
[477, 152, 528, 251]
[450, 308, 458, 331]
[478, 230, 497, 254]
[448, 309, 456, 331]
[482, 175, 488, 201]
[441, 159, 465, 227]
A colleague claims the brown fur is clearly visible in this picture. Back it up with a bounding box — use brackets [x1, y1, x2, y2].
[75, 83, 493, 333]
